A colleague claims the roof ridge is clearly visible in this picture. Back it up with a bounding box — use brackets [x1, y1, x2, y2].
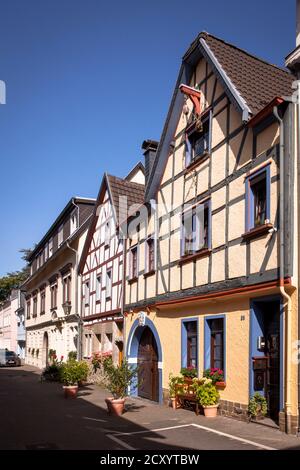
[200, 31, 292, 76]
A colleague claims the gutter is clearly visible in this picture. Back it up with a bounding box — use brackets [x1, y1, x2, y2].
[273, 105, 293, 433]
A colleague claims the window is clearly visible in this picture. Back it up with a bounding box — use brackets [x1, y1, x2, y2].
[182, 320, 198, 369]
[105, 220, 110, 246]
[26, 300, 31, 320]
[63, 274, 71, 304]
[130, 246, 138, 279]
[44, 243, 48, 262]
[246, 166, 270, 231]
[181, 201, 211, 257]
[50, 283, 58, 310]
[185, 113, 211, 167]
[145, 237, 155, 273]
[70, 210, 78, 235]
[48, 237, 53, 257]
[96, 275, 102, 302]
[106, 333, 113, 350]
[58, 224, 64, 247]
[106, 270, 112, 299]
[205, 317, 225, 375]
[84, 281, 90, 306]
[40, 290, 46, 314]
[33, 295, 37, 317]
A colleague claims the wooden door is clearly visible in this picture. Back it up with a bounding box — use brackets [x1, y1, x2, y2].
[138, 328, 159, 401]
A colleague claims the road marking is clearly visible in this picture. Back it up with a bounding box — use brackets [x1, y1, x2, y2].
[107, 434, 136, 450]
[107, 423, 277, 451]
[83, 417, 107, 423]
[191, 424, 276, 450]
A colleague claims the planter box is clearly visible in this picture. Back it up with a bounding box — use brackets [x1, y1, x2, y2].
[216, 381, 226, 390]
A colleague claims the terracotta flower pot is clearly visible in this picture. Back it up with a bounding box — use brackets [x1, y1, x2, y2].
[105, 397, 126, 416]
[63, 385, 78, 398]
[203, 404, 219, 418]
[170, 397, 177, 409]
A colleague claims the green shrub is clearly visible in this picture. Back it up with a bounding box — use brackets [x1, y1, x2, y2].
[168, 373, 184, 398]
[68, 351, 77, 361]
[195, 383, 220, 407]
[248, 393, 267, 417]
[41, 363, 62, 382]
[59, 360, 89, 386]
[102, 357, 138, 399]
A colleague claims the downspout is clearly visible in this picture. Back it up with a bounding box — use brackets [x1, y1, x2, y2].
[121, 235, 127, 362]
[296, 79, 300, 433]
[273, 105, 293, 431]
[66, 198, 81, 360]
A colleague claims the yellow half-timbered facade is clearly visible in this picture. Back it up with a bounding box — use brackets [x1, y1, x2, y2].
[124, 32, 299, 434]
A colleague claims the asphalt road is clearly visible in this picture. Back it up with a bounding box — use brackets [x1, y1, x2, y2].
[0, 366, 299, 451]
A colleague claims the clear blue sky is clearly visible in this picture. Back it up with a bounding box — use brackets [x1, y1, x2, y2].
[0, 0, 295, 276]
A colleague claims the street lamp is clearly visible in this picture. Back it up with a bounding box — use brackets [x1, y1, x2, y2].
[62, 301, 72, 316]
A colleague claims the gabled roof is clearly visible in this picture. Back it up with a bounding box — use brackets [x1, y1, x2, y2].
[145, 32, 294, 201]
[125, 161, 144, 181]
[78, 173, 144, 274]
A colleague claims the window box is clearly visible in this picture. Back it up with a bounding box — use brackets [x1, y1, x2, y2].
[242, 223, 273, 241]
[178, 248, 211, 266]
[215, 381, 226, 390]
[184, 151, 210, 173]
[128, 276, 138, 284]
[143, 269, 155, 278]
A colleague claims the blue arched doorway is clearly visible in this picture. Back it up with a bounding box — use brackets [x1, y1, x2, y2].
[126, 317, 163, 403]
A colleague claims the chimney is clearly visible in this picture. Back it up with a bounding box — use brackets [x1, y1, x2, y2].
[286, 0, 300, 75]
[142, 140, 159, 185]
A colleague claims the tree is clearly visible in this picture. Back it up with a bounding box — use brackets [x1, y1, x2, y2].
[0, 247, 33, 303]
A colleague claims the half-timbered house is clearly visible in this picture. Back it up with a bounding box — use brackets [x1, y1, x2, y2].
[124, 32, 300, 434]
[78, 164, 145, 364]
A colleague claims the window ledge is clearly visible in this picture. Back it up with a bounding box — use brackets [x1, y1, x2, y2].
[143, 270, 155, 279]
[185, 152, 210, 174]
[178, 249, 211, 266]
[128, 277, 138, 285]
[96, 300, 101, 305]
[242, 223, 273, 241]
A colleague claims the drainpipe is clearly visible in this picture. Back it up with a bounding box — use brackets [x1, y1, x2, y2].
[296, 79, 300, 433]
[273, 105, 293, 432]
[121, 235, 127, 361]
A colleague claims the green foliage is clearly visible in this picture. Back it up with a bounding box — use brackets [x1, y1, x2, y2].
[102, 357, 139, 399]
[68, 351, 77, 361]
[248, 393, 268, 417]
[0, 248, 32, 303]
[195, 383, 220, 407]
[180, 367, 198, 378]
[59, 360, 89, 386]
[41, 363, 62, 382]
[203, 368, 224, 384]
[168, 373, 184, 398]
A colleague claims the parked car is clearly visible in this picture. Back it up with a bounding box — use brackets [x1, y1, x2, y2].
[0, 349, 21, 367]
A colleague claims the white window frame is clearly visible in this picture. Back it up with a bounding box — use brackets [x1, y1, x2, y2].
[106, 269, 112, 299]
[70, 209, 78, 235]
[84, 280, 90, 306]
[58, 224, 64, 247]
[96, 274, 102, 302]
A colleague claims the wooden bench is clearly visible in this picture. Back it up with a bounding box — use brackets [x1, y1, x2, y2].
[175, 379, 200, 415]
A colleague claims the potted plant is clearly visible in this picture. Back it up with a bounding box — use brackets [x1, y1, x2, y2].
[203, 368, 225, 388]
[195, 382, 220, 417]
[168, 373, 184, 409]
[59, 360, 89, 398]
[102, 357, 138, 416]
[248, 393, 268, 421]
[180, 366, 198, 382]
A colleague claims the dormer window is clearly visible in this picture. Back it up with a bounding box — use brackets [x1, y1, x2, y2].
[70, 210, 78, 235]
[185, 111, 212, 168]
[58, 224, 64, 247]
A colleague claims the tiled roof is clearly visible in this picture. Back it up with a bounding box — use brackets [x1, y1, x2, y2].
[107, 175, 145, 225]
[201, 32, 294, 115]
